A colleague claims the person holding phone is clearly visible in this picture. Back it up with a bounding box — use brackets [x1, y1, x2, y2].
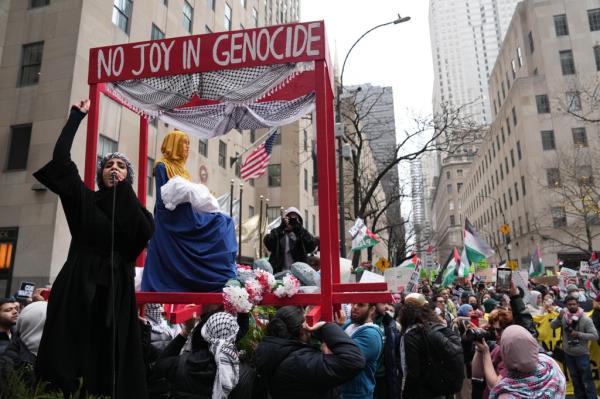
[263, 207, 319, 273]
[33, 100, 154, 397]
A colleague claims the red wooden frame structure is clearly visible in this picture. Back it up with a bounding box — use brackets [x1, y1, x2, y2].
[85, 21, 391, 322]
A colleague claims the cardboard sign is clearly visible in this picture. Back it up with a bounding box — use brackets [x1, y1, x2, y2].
[384, 267, 414, 293]
[359, 270, 385, 283]
[513, 270, 530, 299]
[476, 267, 496, 282]
[532, 275, 559, 286]
[580, 261, 595, 278]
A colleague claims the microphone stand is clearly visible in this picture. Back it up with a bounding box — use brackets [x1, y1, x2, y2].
[110, 172, 117, 399]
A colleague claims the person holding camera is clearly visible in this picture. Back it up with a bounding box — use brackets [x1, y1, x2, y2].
[263, 207, 319, 273]
[551, 295, 598, 399]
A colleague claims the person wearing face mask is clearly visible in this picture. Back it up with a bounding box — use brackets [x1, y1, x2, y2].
[141, 130, 237, 293]
[254, 306, 365, 399]
[551, 295, 598, 399]
[33, 100, 155, 397]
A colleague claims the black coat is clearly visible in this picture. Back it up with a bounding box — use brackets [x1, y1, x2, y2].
[33, 109, 154, 398]
[149, 313, 249, 399]
[254, 323, 365, 399]
[0, 327, 15, 355]
[263, 225, 318, 273]
[374, 313, 401, 399]
[592, 309, 600, 345]
[0, 336, 36, 380]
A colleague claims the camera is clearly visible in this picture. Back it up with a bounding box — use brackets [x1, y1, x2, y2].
[466, 327, 494, 342]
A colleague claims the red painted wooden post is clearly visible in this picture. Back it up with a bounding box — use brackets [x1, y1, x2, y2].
[136, 116, 149, 267]
[315, 60, 334, 321]
[84, 84, 100, 189]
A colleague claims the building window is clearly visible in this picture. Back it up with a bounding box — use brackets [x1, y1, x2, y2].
[183, 1, 193, 33]
[241, 0, 246, 8]
[0, 228, 18, 288]
[147, 158, 154, 196]
[303, 129, 308, 152]
[7, 124, 32, 170]
[151, 24, 165, 40]
[521, 175, 527, 196]
[162, 0, 168, 6]
[234, 152, 241, 177]
[112, 0, 133, 33]
[268, 164, 281, 187]
[547, 168, 561, 187]
[252, 7, 258, 26]
[510, 149, 515, 167]
[566, 92, 582, 111]
[589, 9, 600, 31]
[457, 169, 463, 177]
[224, 3, 232, 30]
[554, 14, 569, 36]
[312, 214, 316, 235]
[446, 170, 451, 179]
[517, 47, 523, 67]
[528, 31, 534, 53]
[577, 165, 594, 186]
[267, 206, 279, 221]
[29, 0, 49, 8]
[457, 182, 463, 193]
[248, 178, 254, 187]
[18, 42, 44, 87]
[447, 184, 452, 194]
[208, 0, 215, 11]
[449, 201, 454, 210]
[536, 95, 550, 113]
[449, 215, 456, 226]
[508, 188, 513, 206]
[541, 130, 556, 150]
[512, 107, 517, 126]
[511, 59, 516, 78]
[198, 138, 208, 157]
[273, 129, 281, 145]
[250, 129, 256, 143]
[218, 140, 227, 168]
[205, 25, 212, 33]
[560, 50, 576, 75]
[594, 46, 600, 71]
[572, 127, 588, 147]
[304, 169, 308, 191]
[552, 206, 567, 227]
[517, 141, 522, 160]
[249, 206, 255, 217]
[97, 134, 118, 165]
[514, 182, 519, 201]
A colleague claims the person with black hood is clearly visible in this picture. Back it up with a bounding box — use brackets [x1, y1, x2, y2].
[0, 298, 18, 355]
[33, 99, 155, 397]
[263, 207, 319, 273]
[254, 306, 365, 399]
[149, 309, 249, 399]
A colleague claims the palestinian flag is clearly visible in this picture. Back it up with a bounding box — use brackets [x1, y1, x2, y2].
[529, 247, 544, 277]
[349, 218, 380, 251]
[399, 253, 420, 269]
[440, 248, 462, 287]
[458, 246, 470, 278]
[464, 218, 495, 265]
[590, 251, 600, 269]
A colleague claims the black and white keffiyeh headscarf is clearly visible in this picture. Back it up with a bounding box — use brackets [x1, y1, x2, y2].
[201, 312, 240, 399]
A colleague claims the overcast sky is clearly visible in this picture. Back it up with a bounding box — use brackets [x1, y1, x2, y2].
[301, 0, 433, 134]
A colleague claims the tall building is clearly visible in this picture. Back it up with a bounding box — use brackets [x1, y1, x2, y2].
[461, 0, 600, 268]
[347, 84, 403, 264]
[424, 0, 519, 261]
[429, 0, 520, 124]
[0, 0, 309, 295]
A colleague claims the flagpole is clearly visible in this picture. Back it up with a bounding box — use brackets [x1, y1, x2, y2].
[263, 198, 269, 258]
[259, 195, 264, 258]
[229, 179, 234, 217]
[237, 183, 244, 264]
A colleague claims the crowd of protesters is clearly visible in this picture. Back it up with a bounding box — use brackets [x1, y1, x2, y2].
[4, 271, 600, 398]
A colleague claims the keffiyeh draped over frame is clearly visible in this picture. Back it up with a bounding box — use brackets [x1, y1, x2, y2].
[106, 62, 316, 139]
[201, 312, 240, 399]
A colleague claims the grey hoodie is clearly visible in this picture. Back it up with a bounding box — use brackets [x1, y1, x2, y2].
[551, 311, 598, 356]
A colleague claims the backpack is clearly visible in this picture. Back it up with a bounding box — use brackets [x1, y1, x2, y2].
[421, 323, 465, 396]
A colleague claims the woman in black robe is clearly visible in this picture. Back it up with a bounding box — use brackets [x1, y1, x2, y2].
[33, 99, 154, 397]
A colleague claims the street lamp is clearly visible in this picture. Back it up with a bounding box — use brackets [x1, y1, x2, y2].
[336, 13, 411, 258]
[476, 194, 512, 262]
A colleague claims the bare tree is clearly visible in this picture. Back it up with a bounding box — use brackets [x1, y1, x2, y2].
[340, 85, 485, 266]
[531, 148, 600, 256]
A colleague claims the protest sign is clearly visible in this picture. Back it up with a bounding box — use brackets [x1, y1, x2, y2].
[580, 261, 595, 279]
[384, 267, 413, 293]
[359, 270, 385, 283]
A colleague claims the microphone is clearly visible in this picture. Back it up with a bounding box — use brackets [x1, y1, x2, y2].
[110, 171, 118, 185]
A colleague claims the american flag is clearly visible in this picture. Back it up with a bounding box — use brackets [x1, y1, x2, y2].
[240, 130, 279, 180]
